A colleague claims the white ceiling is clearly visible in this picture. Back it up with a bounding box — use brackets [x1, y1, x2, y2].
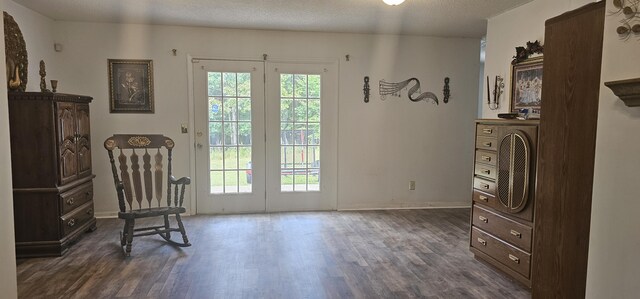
[12, 0, 531, 37]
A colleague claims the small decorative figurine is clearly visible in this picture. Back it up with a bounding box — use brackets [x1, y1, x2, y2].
[39, 60, 50, 92]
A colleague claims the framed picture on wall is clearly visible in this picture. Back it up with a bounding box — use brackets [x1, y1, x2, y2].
[510, 57, 543, 113]
[108, 59, 154, 113]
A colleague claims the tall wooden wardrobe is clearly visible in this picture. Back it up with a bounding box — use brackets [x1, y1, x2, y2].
[532, 2, 605, 298]
[8, 92, 97, 257]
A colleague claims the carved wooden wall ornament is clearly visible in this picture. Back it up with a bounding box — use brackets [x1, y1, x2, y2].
[4, 11, 28, 92]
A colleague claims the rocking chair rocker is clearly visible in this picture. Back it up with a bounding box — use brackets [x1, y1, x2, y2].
[104, 134, 191, 256]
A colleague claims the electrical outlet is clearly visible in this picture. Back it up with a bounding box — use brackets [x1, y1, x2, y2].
[410, 181, 416, 190]
[181, 123, 188, 134]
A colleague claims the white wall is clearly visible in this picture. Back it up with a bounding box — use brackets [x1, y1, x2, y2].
[47, 21, 480, 215]
[484, 0, 640, 297]
[0, 1, 18, 297]
[586, 1, 640, 298]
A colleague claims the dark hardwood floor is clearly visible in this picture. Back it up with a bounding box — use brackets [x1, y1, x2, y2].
[17, 209, 530, 298]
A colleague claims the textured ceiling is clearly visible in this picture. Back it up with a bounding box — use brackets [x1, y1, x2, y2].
[12, 0, 532, 37]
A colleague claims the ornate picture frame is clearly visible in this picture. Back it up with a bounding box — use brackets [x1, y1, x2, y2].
[108, 59, 154, 113]
[510, 56, 543, 113]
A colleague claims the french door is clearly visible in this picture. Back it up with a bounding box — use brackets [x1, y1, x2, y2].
[194, 59, 337, 214]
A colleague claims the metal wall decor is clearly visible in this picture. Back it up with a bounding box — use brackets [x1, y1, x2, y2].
[443, 77, 450, 103]
[487, 75, 504, 110]
[612, 0, 640, 40]
[363, 76, 370, 103]
[4, 11, 28, 92]
[512, 40, 543, 65]
[379, 78, 439, 105]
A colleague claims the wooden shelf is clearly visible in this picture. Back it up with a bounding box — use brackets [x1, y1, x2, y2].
[604, 78, 640, 107]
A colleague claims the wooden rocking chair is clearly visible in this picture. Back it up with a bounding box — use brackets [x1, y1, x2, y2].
[104, 134, 191, 256]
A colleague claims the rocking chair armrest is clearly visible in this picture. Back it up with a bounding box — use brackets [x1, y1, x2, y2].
[170, 175, 191, 185]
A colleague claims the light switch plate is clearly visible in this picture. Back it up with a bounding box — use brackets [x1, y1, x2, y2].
[181, 124, 188, 133]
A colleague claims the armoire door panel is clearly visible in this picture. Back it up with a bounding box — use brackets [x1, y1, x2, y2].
[76, 103, 92, 177]
[57, 102, 78, 185]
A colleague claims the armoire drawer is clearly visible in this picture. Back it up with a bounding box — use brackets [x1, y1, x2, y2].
[472, 205, 532, 251]
[61, 201, 94, 237]
[476, 136, 497, 151]
[473, 177, 496, 195]
[475, 150, 497, 166]
[472, 190, 499, 208]
[476, 124, 497, 138]
[474, 163, 496, 180]
[60, 182, 93, 215]
[471, 227, 531, 278]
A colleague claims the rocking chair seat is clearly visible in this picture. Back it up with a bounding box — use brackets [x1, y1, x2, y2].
[118, 206, 186, 220]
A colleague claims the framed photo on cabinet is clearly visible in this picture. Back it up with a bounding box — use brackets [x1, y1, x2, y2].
[510, 57, 543, 112]
[108, 59, 154, 113]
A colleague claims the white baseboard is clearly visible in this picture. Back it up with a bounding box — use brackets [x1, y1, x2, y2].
[95, 212, 193, 219]
[337, 201, 470, 211]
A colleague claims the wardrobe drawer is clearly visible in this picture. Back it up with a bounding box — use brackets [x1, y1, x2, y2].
[475, 150, 497, 166]
[476, 136, 497, 151]
[473, 177, 496, 195]
[474, 163, 496, 180]
[472, 190, 498, 208]
[60, 182, 93, 215]
[472, 205, 532, 251]
[471, 227, 531, 278]
[61, 201, 94, 237]
[476, 124, 497, 138]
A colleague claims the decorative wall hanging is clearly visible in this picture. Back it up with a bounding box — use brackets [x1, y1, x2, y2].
[39, 60, 50, 92]
[443, 77, 450, 103]
[379, 78, 439, 105]
[487, 75, 504, 110]
[4, 11, 28, 92]
[512, 40, 543, 64]
[363, 76, 370, 103]
[108, 59, 155, 113]
[611, 0, 640, 40]
[510, 57, 543, 113]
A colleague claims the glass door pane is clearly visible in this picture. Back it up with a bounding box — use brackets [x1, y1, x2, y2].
[279, 74, 321, 192]
[208, 72, 253, 194]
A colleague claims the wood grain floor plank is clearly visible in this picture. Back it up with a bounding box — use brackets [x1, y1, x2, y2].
[17, 209, 530, 299]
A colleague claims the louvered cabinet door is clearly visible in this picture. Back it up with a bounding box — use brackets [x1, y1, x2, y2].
[56, 102, 78, 185]
[76, 103, 92, 178]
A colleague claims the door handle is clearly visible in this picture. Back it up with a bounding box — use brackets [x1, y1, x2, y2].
[196, 143, 203, 149]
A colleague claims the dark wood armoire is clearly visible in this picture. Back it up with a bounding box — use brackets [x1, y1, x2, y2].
[532, 1, 605, 298]
[8, 92, 97, 258]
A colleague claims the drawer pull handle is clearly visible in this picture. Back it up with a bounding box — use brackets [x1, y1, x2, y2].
[481, 156, 491, 162]
[481, 169, 490, 175]
[482, 142, 492, 147]
[66, 198, 75, 205]
[87, 208, 93, 215]
[68, 219, 76, 227]
[86, 191, 92, 197]
[509, 254, 520, 264]
[478, 216, 488, 223]
[510, 230, 522, 238]
[481, 183, 490, 190]
[482, 129, 493, 134]
[477, 238, 487, 246]
[479, 195, 488, 202]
